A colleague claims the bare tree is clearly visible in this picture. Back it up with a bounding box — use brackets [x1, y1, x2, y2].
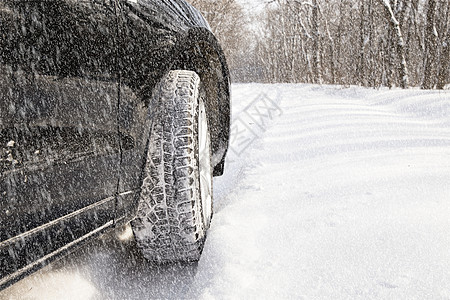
[378, 0, 409, 88]
[359, 0, 368, 86]
[436, 0, 450, 89]
[191, 0, 448, 88]
[422, 0, 438, 89]
[311, 0, 322, 83]
[188, 0, 250, 81]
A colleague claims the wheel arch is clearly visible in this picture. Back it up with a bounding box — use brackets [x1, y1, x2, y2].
[170, 28, 231, 176]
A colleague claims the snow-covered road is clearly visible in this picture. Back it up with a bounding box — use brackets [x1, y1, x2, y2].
[2, 84, 450, 299]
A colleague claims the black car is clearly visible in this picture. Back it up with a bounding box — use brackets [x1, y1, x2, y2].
[0, 0, 230, 289]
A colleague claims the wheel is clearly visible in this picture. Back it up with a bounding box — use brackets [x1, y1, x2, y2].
[131, 70, 213, 262]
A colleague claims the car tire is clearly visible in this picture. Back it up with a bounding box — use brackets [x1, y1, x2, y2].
[131, 70, 213, 262]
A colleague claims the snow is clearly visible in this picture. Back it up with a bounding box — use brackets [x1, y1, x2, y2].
[2, 84, 450, 299]
[237, 0, 267, 12]
[198, 84, 450, 299]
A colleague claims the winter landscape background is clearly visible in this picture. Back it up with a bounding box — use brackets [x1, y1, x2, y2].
[191, 0, 449, 89]
[1, 0, 450, 299]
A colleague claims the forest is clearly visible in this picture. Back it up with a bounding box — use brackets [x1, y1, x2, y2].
[189, 0, 450, 89]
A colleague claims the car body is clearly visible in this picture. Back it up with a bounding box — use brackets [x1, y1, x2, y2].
[0, 0, 230, 289]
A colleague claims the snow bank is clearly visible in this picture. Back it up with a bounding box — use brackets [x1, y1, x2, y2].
[192, 84, 450, 299]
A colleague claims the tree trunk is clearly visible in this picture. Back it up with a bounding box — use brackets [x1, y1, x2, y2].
[359, 0, 367, 86]
[379, 0, 410, 88]
[436, 1, 450, 89]
[422, 0, 438, 89]
[312, 0, 322, 84]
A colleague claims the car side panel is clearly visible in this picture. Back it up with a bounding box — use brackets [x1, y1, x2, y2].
[0, 0, 120, 287]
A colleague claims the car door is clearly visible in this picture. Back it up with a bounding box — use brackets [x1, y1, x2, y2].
[113, 0, 182, 221]
[0, 0, 120, 285]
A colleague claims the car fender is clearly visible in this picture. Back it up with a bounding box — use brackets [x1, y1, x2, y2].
[171, 27, 231, 175]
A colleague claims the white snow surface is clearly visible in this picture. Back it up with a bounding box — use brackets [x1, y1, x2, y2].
[197, 84, 450, 299]
[2, 83, 450, 299]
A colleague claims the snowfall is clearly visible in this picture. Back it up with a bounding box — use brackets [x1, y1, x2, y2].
[2, 84, 450, 299]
